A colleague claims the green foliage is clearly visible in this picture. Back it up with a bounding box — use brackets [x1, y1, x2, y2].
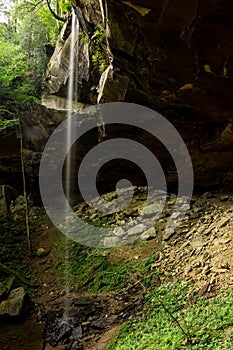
[56, 241, 135, 292]
[0, 117, 19, 132]
[0, 0, 72, 100]
[0, 219, 27, 269]
[108, 282, 233, 350]
[0, 37, 39, 118]
[90, 26, 108, 72]
[0, 40, 28, 87]
[139, 255, 161, 287]
[79, 30, 89, 45]
[58, 0, 72, 14]
[0, 217, 39, 288]
[0, 0, 72, 125]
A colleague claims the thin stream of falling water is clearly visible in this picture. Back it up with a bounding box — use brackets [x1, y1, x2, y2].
[64, 8, 79, 317]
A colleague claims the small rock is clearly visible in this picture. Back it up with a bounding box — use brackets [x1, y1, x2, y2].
[202, 192, 213, 199]
[190, 237, 203, 248]
[71, 341, 83, 350]
[196, 226, 205, 234]
[103, 236, 121, 247]
[217, 216, 232, 229]
[14, 195, 25, 206]
[179, 204, 190, 212]
[72, 326, 83, 340]
[163, 228, 175, 241]
[112, 227, 125, 237]
[220, 195, 229, 202]
[89, 213, 99, 220]
[213, 238, 231, 245]
[127, 224, 147, 236]
[140, 227, 157, 241]
[36, 248, 49, 257]
[140, 204, 163, 216]
[90, 315, 118, 329]
[171, 212, 181, 220]
[190, 212, 201, 219]
[220, 263, 230, 270]
[0, 287, 29, 321]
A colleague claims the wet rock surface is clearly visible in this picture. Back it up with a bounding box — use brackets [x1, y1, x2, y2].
[41, 289, 143, 349]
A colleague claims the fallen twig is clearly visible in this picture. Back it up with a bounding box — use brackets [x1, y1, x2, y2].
[0, 262, 38, 288]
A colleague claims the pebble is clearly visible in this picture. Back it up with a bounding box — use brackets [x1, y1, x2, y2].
[127, 224, 147, 236]
[140, 227, 157, 241]
[220, 195, 229, 202]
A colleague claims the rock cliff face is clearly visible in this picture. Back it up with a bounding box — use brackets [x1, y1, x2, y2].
[44, 0, 233, 190]
[2, 1, 233, 199]
[0, 105, 66, 203]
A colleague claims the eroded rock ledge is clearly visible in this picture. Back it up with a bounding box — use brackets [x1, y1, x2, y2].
[68, 0, 233, 190]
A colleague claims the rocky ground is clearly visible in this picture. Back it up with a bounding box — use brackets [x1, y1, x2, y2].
[74, 187, 233, 291]
[0, 188, 233, 349]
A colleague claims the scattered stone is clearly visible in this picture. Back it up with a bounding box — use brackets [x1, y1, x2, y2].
[213, 238, 231, 246]
[127, 224, 147, 236]
[90, 315, 118, 329]
[163, 228, 175, 241]
[220, 263, 230, 270]
[190, 237, 203, 248]
[72, 326, 83, 340]
[220, 195, 229, 202]
[140, 227, 157, 241]
[140, 203, 163, 216]
[0, 287, 29, 321]
[89, 213, 99, 220]
[112, 227, 125, 237]
[179, 203, 190, 212]
[10, 195, 26, 221]
[202, 192, 213, 199]
[36, 248, 49, 257]
[217, 216, 233, 229]
[172, 211, 184, 220]
[103, 236, 121, 247]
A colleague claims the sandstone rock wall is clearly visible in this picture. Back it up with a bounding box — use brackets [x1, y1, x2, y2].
[3, 1, 233, 198]
[0, 105, 66, 203]
[70, 0, 233, 190]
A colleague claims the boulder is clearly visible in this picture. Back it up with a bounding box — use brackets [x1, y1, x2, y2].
[0, 287, 30, 322]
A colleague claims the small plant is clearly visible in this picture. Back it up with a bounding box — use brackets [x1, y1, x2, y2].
[108, 282, 233, 349]
[79, 30, 89, 45]
[90, 26, 108, 72]
[56, 241, 135, 292]
[0, 117, 19, 132]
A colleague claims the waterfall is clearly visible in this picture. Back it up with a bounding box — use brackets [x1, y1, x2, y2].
[64, 8, 79, 308]
[66, 9, 79, 201]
